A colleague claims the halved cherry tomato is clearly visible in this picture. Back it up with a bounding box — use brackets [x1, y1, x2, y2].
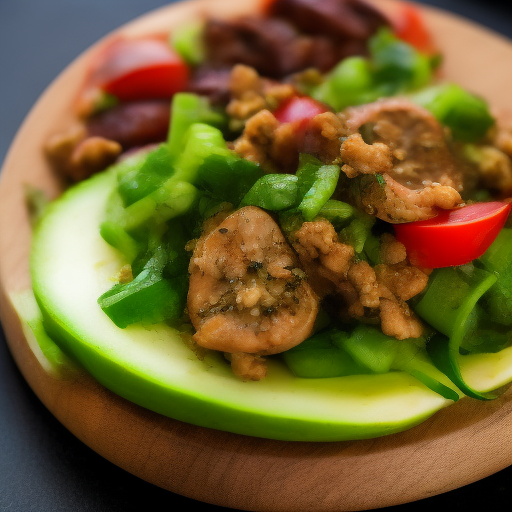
[394, 201, 512, 268]
[87, 37, 189, 102]
[392, 4, 437, 55]
[273, 96, 329, 133]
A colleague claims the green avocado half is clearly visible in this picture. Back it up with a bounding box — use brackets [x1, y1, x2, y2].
[29, 170, 512, 441]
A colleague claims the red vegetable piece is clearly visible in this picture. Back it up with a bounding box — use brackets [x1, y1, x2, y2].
[273, 96, 329, 132]
[392, 4, 437, 54]
[87, 37, 189, 102]
[394, 201, 512, 268]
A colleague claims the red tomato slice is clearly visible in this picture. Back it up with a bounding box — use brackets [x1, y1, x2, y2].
[394, 201, 512, 268]
[273, 96, 329, 131]
[392, 4, 437, 55]
[88, 38, 189, 102]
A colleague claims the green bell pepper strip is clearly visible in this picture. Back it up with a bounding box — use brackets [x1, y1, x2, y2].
[98, 245, 188, 328]
[340, 212, 375, 254]
[298, 165, 340, 221]
[196, 153, 264, 205]
[167, 93, 226, 160]
[281, 329, 366, 378]
[333, 324, 459, 400]
[312, 29, 433, 111]
[369, 28, 432, 94]
[479, 228, 512, 326]
[120, 180, 198, 230]
[391, 339, 460, 402]
[312, 57, 378, 112]
[335, 324, 399, 374]
[170, 21, 205, 66]
[409, 83, 495, 142]
[173, 123, 232, 184]
[315, 199, 355, 228]
[117, 144, 174, 207]
[99, 221, 140, 263]
[240, 174, 299, 211]
[415, 266, 500, 399]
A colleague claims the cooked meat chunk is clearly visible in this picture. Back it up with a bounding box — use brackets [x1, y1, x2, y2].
[356, 173, 462, 223]
[337, 98, 464, 222]
[233, 109, 299, 172]
[86, 100, 170, 150]
[292, 222, 426, 339]
[226, 64, 295, 128]
[188, 207, 319, 363]
[291, 219, 355, 297]
[267, 0, 389, 43]
[225, 352, 267, 381]
[302, 112, 346, 164]
[379, 296, 423, 339]
[188, 67, 232, 105]
[203, 16, 314, 78]
[344, 98, 462, 190]
[45, 125, 121, 182]
[340, 132, 393, 176]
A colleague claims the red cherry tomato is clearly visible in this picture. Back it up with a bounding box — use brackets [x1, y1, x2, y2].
[394, 201, 512, 268]
[273, 96, 329, 132]
[393, 4, 437, 54]
[88, 38, 189, 102]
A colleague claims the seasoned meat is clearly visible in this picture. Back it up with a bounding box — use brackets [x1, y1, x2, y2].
[291, 219, 355, 298]
[292, 222, 426, 339]
[188, 207, 319, 362]
[339, 98, 463, 222]
[44, 124, 121, 182]
[344, 98, 462, 190]
[203, 16, 313, 78]
[267, 0, 390, 41]
[86, 100, 170, 150]
[188, 67, 232, 105]
[226, 64, 295, 129]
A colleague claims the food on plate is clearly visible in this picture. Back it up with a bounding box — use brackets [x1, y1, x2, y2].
[28, 0, 512, 441]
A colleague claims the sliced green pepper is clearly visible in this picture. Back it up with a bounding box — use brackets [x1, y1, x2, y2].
[168, 93, 226, 160]
[282, 329, 364, 378]
[117, 144, 174, 207]
[410, 83, 495, 142]
[98, 245, 188, 328]
[197, 153, 264, 205]
[415, 265, 500, 399]
[240, 174, 299, 211]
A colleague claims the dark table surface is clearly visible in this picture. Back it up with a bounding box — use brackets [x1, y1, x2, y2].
[1, 1, 511, 510]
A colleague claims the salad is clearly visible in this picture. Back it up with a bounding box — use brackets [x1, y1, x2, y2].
[30, 0, 512, 441]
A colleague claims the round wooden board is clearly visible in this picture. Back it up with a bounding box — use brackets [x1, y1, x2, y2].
[0, 0, 511, 510]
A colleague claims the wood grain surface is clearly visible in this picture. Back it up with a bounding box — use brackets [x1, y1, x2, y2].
[0, 1, 511, 510]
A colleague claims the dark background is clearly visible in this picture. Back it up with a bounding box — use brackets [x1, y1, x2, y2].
[0, 1, 511, 510]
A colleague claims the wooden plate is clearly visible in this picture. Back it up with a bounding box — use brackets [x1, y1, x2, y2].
[0, 0, 511, 510]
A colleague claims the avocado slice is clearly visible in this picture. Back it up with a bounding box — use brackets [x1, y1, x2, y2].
[29, 170, 512, 441]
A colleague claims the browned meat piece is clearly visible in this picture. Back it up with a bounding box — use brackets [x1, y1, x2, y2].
[203, 16, 314, 78]
[225, 352, 267, 381]
[355, 173, 462, 223]
[339, 98, 463, 222]
[188, 207, 319, 366]
[302, 112, 347, 164]
[291, 219, 355, 298]
[291, 222, 426, 339]
[267, 0, 390, 40]
[187, 67, 232, 105]
[226, 64, 296, 129]
[233, 109, 299, 172]
[86, 100, 170, 150]
[44, 124, 121, 182]
[344, 98, 462, 190]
